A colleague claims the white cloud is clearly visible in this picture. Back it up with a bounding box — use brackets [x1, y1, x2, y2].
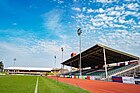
[114, 24, 127, 28]
[0, 42, 36, 67]
[116, 30, 128, 34]
[43, 10, 62, 31]
[98, 8, 104, 13]
[133, 25, 140, 28]
[70, 0, 140, 58]
[57, 0, 64, 4]
[119, 18, 126, 24]
[72, 7, 81, 12]
[125, 11, 136, 15]
[109, 11, 121, 16]
[0, 28, 73, 68]
[77, 14, 85, 18]
[96, 14, 106, 18]
[87, 8, 94, 13]
[0, 39, 74, 68]
[115, 6, 124, 10]
[99, 38, 108, 43]
[82, 7, 86, 12]
[92, 21, 104, 26]
[43, 9, 68, 39]
[95, 14, 114, 21]
[2, 0, 140, 69]
[106, 7, 114, 12]
[98, 30, 140, 56]
[127, 3, 139, 10]
[96, 0, 117, 3]
[87, 8, 105, 13]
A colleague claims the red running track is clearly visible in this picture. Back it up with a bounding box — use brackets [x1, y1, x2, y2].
[47, 76, 140, 93]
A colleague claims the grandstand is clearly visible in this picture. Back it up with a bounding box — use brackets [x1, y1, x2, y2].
[4, 67, 53, 76]
[61, 44, 140, 81]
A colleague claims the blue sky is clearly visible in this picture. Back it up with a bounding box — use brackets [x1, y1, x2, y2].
[0, 0, 140, 68]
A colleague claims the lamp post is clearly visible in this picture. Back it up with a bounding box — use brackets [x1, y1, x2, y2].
[77, 28, 82, 78]
[54, 56, 56, 74]
[54, 56, 58, 82]
[61, 47, 64, 73]
[13, 58, 16, 73]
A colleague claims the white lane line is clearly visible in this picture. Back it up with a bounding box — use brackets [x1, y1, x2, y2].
[34, 77, 39, 93]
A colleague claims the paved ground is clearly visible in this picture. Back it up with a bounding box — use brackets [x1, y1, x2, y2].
[48, 76, 140, 93]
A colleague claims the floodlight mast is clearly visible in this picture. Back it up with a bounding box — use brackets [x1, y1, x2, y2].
[61, 47, 64, 73]
[13, 58, 16, 72]
[77, 28, 82, 78]
[54, 56, 56, 74]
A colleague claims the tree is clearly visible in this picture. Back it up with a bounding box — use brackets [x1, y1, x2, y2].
[0, 61, 4, 72]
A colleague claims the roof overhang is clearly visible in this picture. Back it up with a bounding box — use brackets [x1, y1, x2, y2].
[5, 67, 53, 71]
[61, 44, 139, 68]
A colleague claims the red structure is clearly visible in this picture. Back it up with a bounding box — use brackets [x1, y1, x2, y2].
[71, 52, 76, 57]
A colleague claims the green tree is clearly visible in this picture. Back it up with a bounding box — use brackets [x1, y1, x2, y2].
[0, 61, 4, 72]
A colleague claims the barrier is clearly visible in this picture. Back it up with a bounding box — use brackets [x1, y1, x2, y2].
[134, 77, 140, 85]
[87, 76, 90, 80]
[94, 76, 101, 80]
[112, 76, 140, 84]
[90, 76, 95, 80]
[122, 77, 135, 84]
[65, 75, 69, 78]
[60, 75, 63, 77]
[112, 76, 123, 83]
[72, 76, 74, 78]
[82, 76, 85, 79]
[62, 75, 140, 85]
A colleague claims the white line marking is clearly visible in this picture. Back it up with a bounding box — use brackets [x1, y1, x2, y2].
[34, 77, 39, 93]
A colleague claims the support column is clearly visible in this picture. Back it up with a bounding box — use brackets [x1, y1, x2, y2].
[79, 33, 82, 78]
[63, 64, 64, 73]
[138, 58, 140, 65]
[103, 48, 108, 78]
[70, 62, 72, 78]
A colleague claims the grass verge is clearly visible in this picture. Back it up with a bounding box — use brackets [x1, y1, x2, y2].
[38, 76, 91, 93]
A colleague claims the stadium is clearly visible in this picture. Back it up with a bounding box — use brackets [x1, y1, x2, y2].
[60, 44, 140, 82]
[0, 0, 140, 93]
[1, 44, 140, 93]
[4, 67, 53, 76]
[50, 44, 140, 93]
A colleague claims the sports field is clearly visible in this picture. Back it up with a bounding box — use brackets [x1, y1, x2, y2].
[0, 75, 90, 93]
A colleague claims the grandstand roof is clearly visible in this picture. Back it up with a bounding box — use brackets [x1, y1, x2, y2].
[5, 67, 53, 71]
[62, 44, 139, 68]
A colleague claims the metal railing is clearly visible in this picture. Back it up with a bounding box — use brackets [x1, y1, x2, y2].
[100, 63, 138, 79]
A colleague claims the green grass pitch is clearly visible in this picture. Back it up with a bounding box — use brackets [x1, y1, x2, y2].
[0, 75, 90, 93]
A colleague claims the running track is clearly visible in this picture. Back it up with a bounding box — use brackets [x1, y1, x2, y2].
[48, 76, 140, 93]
